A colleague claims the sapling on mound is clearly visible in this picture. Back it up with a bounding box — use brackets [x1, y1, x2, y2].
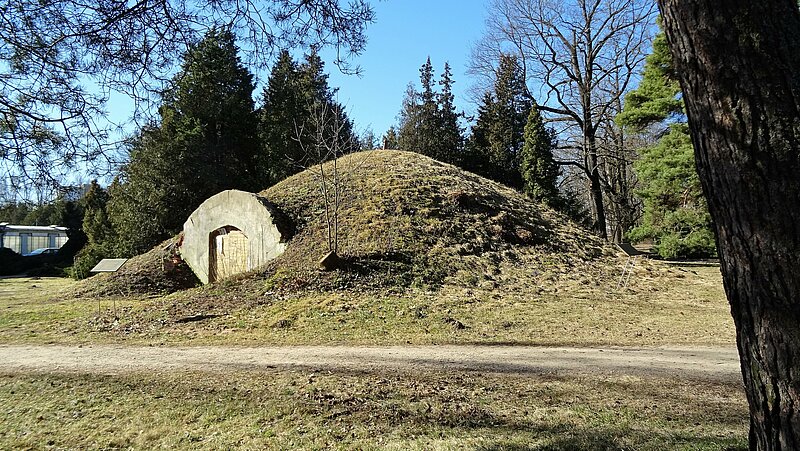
[294, 100, 358, 270]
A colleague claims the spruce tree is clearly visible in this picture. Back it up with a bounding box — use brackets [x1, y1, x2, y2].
[72, 181, 114, 278]
[382, 126, 399, 149]
[260, 50, 307, 182]
[164, 28, 261, 190]
[466, 54, 530, 187]
[397, 58, 462, 164]
[108, 29, 260, 255]
[437, 62, 463, 164]
[360, 128, 378, 150]
[520, 105, 560, 207]
[260, 49, 357, 181]
[462, 93, 494, 176]
[398, 58, 439, 158]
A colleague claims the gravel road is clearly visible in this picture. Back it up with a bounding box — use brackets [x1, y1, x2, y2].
[0, 344, 741, 381]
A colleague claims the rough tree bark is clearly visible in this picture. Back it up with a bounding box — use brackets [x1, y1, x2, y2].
[585, 132, 608, 238]
[658, 1, 800, 448]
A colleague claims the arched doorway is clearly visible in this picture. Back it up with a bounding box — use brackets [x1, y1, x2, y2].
[183, 190, 292, 284]
[208, 226, 249, 282]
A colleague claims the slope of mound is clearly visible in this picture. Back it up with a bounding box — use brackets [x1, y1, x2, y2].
[70, 236, 199, 297]
[256, 149, 605, 290]
[75, 149, 607, 297]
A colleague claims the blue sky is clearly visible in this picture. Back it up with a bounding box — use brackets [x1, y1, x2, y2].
[320, 0, 489, 138]
[105, 2, 489, 148]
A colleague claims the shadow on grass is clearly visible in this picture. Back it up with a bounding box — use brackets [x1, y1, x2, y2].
[475, 432, 747, 451]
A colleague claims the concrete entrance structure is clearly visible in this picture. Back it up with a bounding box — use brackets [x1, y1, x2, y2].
[182, 190, 292, 284]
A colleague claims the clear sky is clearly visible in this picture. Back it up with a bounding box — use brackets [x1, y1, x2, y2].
[320, 0, 490, 138]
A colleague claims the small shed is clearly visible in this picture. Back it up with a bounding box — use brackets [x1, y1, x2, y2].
[181, 190, 293, 284]
[0, 223, 69, 255]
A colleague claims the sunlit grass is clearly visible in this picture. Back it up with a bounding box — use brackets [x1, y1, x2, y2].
[0, 369, 747, 450]
[0, 264, 734, 347]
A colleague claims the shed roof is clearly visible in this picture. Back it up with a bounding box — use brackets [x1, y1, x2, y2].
[0, 223, 69, 233]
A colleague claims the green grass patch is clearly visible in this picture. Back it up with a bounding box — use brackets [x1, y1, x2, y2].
[0, 277, 103, 342]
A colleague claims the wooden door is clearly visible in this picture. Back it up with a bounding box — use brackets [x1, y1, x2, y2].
[208, 227, 248, 282]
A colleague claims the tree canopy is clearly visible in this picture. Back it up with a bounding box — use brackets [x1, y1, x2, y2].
[465, 54, 531, 188]
[472, 0, 656, 239]
[619, 26, 715, 259]
[520, 105, 560, 208]
[260, 49, 357, 182]
[0, 0, 374, 198]
[397, 58, 463, 165]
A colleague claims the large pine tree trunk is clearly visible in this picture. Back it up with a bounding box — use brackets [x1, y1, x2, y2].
[658, 1, 800, 448]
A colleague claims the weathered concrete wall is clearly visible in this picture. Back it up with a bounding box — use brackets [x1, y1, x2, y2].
[182, 190, 293, 284]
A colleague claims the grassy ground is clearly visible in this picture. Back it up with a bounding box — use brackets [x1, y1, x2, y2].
[0, 368, 746, 450]
[0, 262, 735, 347]
[0, 267, 747, 449]
[0, 277, 96, 343]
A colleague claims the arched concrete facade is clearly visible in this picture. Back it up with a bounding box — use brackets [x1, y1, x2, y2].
[182, 190, 293, 284]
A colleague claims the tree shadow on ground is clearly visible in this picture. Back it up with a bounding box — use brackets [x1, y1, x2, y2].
[475, 432, 747, 451]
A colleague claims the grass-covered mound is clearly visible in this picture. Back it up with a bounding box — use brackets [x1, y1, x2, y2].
[257, 149, 605, 290]
[52, 151, 704, 344]
[70, 236, 199, 298]
[73, 149, 632, 305]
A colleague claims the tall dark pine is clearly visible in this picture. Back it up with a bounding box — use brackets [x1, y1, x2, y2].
[300, 50, 358, 157]
[396, 58, 463, 165]
[383, 126, 399, 149]
[659, 0, 800, 447]
[260, 49, 357, 181]
[109, 29, 260, 255]
[165, 29, 261, 191]
[260, 50, 306, 183]
[437, 62, 463, 164]
[463, 92, 495, 176]
[398, 58, 440, 159]
[520, 105, 560, 207]
[490, 54, 530, 187]
[466, 54, 530, 187]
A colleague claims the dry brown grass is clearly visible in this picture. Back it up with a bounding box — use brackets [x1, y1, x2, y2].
[0, 260, 734, 347]
[0, 368, 747, 450]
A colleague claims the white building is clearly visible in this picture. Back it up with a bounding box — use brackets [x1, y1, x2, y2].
[0, 223, 69, 255]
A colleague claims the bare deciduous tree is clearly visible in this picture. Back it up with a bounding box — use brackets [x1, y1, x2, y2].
[471, 0, 655, 238]
[295, 100, 360, 268]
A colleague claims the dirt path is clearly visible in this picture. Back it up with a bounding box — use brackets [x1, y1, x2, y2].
[0, 344, 741, 381]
